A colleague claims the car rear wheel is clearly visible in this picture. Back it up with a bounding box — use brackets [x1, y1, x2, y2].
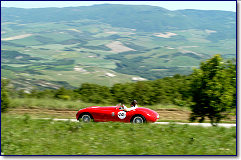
[132, 115, 146, 124]
[79, 114, 92, 123]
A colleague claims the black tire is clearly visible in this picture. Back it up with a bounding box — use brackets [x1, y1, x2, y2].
[131, 115, 146, 124]
[79, 114, 92, 123]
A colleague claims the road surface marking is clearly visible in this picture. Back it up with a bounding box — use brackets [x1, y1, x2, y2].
[37, 118, 236, 128]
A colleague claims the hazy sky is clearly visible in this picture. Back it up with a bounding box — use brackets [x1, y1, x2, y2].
[1, 1, 236, 12]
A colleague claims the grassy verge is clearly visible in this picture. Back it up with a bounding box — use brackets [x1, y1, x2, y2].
[9, 98, 186, 110]
[9, 98, 100, 110]
[1, 114, 236, 155]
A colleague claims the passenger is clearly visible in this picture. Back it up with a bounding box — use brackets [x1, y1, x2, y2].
[130, 100, 138, 108]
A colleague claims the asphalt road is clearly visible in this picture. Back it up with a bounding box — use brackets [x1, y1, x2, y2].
[154, 122, 236, 128]
[40, 118, 236, 128]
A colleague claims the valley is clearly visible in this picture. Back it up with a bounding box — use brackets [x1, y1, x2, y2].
[1, 5, 236, 90]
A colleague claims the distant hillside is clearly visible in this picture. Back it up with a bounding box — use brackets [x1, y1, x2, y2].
[2, 4, 235, 39]
[1, 4, 236, 90]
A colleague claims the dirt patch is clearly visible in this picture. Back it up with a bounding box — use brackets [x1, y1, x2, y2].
[105, 72, 116, 77]
[154, 32, 177, 38]
[67, 29, 82, 33]
[132, 77, 146, 81]
[8, 108, 77, 119]
[2, 34, 33, 41]
[105, 41, 136, 53]
[151, 69, 169, 71]
[74, 66, 87, 72]
[105, 31, 118, 34]
[205, 29, 216, 34]
[156, 108, 191, 121]
[156, 108, 236, 122]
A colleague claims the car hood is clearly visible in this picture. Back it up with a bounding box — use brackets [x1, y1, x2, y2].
[135, 107, 158, 116]
[87, 106, 116, 109]
[135, 107, 154, 112]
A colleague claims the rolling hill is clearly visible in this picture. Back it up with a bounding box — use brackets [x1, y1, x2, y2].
[1, 4, 236, 91]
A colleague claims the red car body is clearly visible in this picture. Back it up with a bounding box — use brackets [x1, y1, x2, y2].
[76, 106, 159, 123]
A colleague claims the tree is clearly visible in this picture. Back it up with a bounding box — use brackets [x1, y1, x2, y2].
[132, 81, 154, 105]
[54, 87, 80, 100]
[35, 89, 56, 99]
[1, 79, 10, 112]
[189, 55, 236, 125]
[77, 83, 112, 104]
[54, 87, 71, 100]
[111, 83, 135, 104]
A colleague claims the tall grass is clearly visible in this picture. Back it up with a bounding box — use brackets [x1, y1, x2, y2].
[9, 98, 185, 111]
[9, 98, 104, 110]
[1, 114, 236, 155]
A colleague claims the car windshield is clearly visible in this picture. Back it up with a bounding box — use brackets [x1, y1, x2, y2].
[116, 103, 122, 107]
[116, 103, 124, 109]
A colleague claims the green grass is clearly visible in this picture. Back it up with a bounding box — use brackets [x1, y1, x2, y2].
[9, 98, 185, 111]
[1, 114, 236, 155]
[169, 56, 200, 66]
[10, 36, 42, 46]
[9, 98, 99, 110]
[38, 33, 75, 42]
[85, 40, 112, 46]
[1, 69, 18, 79]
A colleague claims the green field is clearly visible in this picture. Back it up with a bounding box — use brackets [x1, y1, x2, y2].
[1, 114, 236, 155]
[1, 7, 236, 90]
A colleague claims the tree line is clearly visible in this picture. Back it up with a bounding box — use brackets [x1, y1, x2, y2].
[1, 55, 236, 124]
[5, 75, 193, 106]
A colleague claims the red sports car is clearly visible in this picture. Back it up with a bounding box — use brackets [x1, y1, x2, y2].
[76, 105, 159, 123]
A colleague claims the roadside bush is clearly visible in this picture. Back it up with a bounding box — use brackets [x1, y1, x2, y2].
[1, 79, 10, 112]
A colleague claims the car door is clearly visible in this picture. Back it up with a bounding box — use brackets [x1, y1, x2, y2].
[92, 107, 116, 122]
[113, 107, 135, 122]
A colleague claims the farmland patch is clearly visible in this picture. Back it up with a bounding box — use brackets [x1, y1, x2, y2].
[2, 34, 33, 41]
[105, 41, 136, 53]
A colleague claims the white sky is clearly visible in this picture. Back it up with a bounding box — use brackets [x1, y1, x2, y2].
[1, 1, 236, 12]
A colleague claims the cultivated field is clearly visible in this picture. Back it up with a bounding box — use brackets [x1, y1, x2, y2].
[2, 18, 236, 90]
[1, 34, 33, 41]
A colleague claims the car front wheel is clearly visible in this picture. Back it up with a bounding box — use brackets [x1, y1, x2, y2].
[132, 115, 145, 124]
[79, 114, 92, 123]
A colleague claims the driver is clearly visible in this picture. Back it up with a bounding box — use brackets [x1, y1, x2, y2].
[118, 104, 132, 112]
[118, 100, 138, 112]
